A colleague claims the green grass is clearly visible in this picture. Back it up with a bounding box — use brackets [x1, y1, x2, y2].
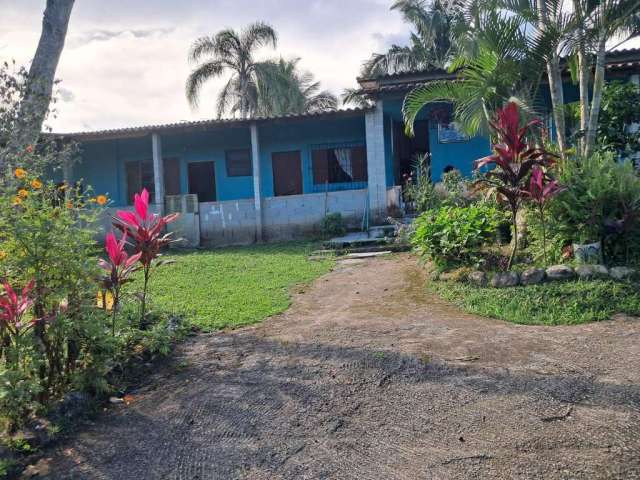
[430, 279, 640, 325]
[141, 242, 333, 331]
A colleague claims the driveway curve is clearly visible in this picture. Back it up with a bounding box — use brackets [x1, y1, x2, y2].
[45, 254, 640, 479]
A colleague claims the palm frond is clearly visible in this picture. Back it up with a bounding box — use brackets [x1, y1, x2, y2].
[185, 60, 225, 108]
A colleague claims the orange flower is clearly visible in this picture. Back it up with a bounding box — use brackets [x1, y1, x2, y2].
[0, 251, 6, 261]
[66, 201, 74, 209]
[12, 197, 23, 206]
[30, 179, 42, 189]
[14, 168, 26, 179]
[96, 195, 108, 206]
[17, 189, 28, 198]
[25, 145, 34, 154]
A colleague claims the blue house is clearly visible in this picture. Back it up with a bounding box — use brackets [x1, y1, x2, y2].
[60, 48, 640, 246]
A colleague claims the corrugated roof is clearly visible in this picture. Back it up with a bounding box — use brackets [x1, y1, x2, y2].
[58, 107, 373, 141]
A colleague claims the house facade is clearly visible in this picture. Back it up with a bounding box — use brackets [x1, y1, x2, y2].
[60, 48, 640, 246]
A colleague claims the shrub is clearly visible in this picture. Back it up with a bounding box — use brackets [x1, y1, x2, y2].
[320, 212, 346, 237]
[411, 203, 502, 269]
[530, 152, 640, 265]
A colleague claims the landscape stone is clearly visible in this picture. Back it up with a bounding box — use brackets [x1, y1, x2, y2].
[575, 264, 608, 279]
[468, 271, 488, 287]
[609, 266, 636, 281]
[491, 271, 520, 288]
[520, 268, 545, 285]
[546, 265, 574, 281]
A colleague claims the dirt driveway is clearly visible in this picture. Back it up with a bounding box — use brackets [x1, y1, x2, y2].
[44, 254, 640, 479]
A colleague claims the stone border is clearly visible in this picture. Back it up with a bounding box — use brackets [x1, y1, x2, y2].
[466, 265, 637, 288]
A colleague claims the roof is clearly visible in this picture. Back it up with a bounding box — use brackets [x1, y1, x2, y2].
[356, 47, 640, 97]
[58, 107, 373, 142]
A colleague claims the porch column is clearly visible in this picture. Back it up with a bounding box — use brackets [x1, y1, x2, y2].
[151, 133, 164, 214]
[365, 100, 387, 222]
[250, 123, 263, 242]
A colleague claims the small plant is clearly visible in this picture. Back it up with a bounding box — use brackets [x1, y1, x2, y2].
[113, 189, 179, 324]
[98, 232, 142, 335]
[474, 102, 556, 268]
[411, 203, 502, 269]
[320, 212, 346, 237]
[523, 167, 563, 264]
[403, 153, 441, 213]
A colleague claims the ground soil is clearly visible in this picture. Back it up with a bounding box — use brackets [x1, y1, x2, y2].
[41, 254, 640, 479]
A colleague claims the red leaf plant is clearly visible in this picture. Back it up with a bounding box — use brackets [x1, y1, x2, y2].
[0, 279, 42, 367]
[112, 188, 179, 324]
[474, 102, 557, 268]
[523, 166, 564, 264]
[98, 232, 142, 335]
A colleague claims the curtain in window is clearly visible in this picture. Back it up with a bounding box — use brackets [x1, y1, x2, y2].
[333, 148, 353, 180]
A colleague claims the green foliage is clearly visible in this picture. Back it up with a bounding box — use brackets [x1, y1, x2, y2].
[403, 154, 442, 213]
[320, 213, 346, 237]
[430, 279, 640, 325]
[143, 243, 334, 331]
[596, 81, 640, 157]
[411, 203, 502, 268]
[531, 152, 640, 264]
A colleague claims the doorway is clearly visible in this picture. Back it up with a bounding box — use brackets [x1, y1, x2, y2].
[393, 119, 430, 184]
[272, 151, 302, 196]
[188, 161, 216, 202]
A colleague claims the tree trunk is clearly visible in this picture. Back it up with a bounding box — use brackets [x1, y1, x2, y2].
[573, 0, 590, 156]
[584, 34, 607, 158]
[7, 0, 74, 159]
[536, 0, 567, 157]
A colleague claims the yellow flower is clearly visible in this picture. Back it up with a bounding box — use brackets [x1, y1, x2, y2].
[96, 290, 114, 311]
[30, 179, 42, 189]
[0, 251, 6, 261]
[17, 189, 28, 198]
[14, 168, 26, 179]
[12, 197, 23, 206]
[96, 195, 108, 206]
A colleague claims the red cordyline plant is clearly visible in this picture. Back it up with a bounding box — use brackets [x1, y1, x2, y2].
[0, 279, 38, 366]
[98, 232, 142, 335]
[474, 102, 557, 268]
[112, 189, 179, 324]
[524, 167, 564, 264]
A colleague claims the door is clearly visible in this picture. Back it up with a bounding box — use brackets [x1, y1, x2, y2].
[163, 157, 181, 196]
[188, 161, 216, 202]
[272, 151, 302, 196]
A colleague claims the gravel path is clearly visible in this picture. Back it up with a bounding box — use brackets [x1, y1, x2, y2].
[44, 254, 640, 479]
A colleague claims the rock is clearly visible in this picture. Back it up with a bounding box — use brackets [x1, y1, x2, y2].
[520, 268, 545, 285]
[545, 265, 574, 281]
[575, 264, 609, 279]
[609, 266, 636, 281]
[50, 391, 92, 421]
[468, 271, 488, 287]
[491, 271, 520, 288]
[109, 396, 124, 404]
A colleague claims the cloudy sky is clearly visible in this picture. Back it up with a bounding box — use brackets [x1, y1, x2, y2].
[0, 0, 408, 133]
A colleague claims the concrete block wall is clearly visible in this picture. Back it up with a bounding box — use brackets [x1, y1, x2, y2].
[199, 199, 257, 246]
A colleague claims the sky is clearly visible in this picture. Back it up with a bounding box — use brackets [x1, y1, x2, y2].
[0, 0, 408, 133]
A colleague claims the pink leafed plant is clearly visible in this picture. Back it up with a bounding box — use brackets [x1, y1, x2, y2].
[524, 167, 564, 264]
[0, 279, 37, 340]
[112, 189, 179, 324]
[474, 102, 557, 268]
[98, 232, 142, 334]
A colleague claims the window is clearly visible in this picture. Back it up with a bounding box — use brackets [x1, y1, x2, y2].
[188, 161, 216, 202]
[311, 145, 367, 185]
[125, 160, 154, 205]
[225, 149, 252, 177]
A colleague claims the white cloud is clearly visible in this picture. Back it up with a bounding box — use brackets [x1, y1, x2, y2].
[0, 0, 407, 132]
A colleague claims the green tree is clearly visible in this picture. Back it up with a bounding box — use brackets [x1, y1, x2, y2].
[254, 58, 337, 116]
[185, 22, 278, 119]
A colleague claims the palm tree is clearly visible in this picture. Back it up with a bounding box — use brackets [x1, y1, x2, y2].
[402, 10, 542, 136]
[254, 58, 338, 116]
[362, 0, 463, 76]
[185, 22, 277, 119]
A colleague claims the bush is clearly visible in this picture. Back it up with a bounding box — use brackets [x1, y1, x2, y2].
[320, 213, 346, 237]
[411, 203, 503, 269]
[529, 152, 640, 265]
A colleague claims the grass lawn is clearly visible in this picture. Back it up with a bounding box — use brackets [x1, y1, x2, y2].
[143, 242, 333, 331]
[430, 279, 640, 325]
